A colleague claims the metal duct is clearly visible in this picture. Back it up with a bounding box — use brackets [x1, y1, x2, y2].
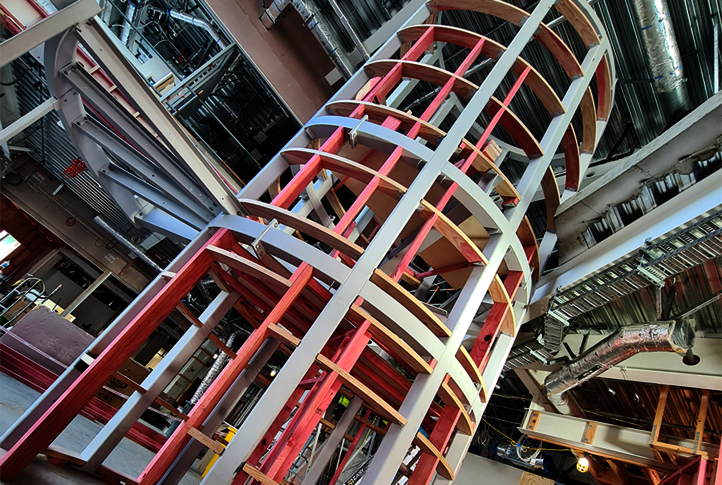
[544, 320, 694, 410]
[260, 0, 354, 80]
[167, 9, 228, 49]
[119, 3, 136, 46]
[630, 0, 691, 117]
[93, 215, 163, 272]
[327, 0, 369, 61]
[189, 331, 239, 405]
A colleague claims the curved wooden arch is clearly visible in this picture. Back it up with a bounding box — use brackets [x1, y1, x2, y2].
[400, 24, 582, 196]
[238, 199, 365, 260]
[326, 100, 445, 144]
[365, 60, 479, 99]
[427, 0, 611, 130]
[282, 148, 407, 199]
[326, 100, 521, 202]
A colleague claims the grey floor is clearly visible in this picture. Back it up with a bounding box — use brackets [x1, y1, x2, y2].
[0, 373, 203, 485]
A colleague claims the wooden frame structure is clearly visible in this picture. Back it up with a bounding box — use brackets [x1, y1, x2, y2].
[0, 0, 615, 484]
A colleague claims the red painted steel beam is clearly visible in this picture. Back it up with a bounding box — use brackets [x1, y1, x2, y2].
[0, 229, 236, 482]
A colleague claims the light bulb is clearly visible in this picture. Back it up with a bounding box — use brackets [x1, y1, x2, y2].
[576, 457, 589, 473]
[270, 369, 277, 377]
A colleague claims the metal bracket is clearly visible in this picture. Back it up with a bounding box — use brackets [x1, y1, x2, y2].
[251, 218, 279, 259]
[348, 115, 368, 149]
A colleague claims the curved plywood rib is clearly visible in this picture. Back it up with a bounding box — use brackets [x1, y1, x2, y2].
[365, 60, 479, 99]
[282, 148, 407, 199]
[516, 216, 540, 279]
[580, 88, 597, 155]
[349, 305, 433, 374]
[555, 0, 601, 48]
[315, 354, 407, 425]
[427, 0, 583, 77]
[370, 269, 451, 338]
[326, 100, 445, 144]
[399, 25, 567, 117]
[238, 199, 365, 260]
[456, 347, 482, 385]
[596, 58, 613, 120]
[438, 377, 474, 435]
[485, 97, 543, 159]
[542, 166, 561, 233]
[206, 246, 291, 294]
[561, 126, 580, 193]
[420, 201, 487, 265]
[457, 141, 520, 202]
[413, 432, 455, 480]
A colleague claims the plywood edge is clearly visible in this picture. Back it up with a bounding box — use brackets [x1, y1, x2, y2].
[413, 432, 454, 480]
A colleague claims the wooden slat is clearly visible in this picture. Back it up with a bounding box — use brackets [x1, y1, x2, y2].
[369, 269, 451, 338]
[208, 333, 237, 359]
[97, 464, 139, 485]
[154, 397, 189, 421]
[243, 463, 281, 485]
[555, 0, 600, 48]
[541, 164, 561, 232]
[326, 100, 445, 144]
[206, 246, 291, 294]
[517, 217, 540, 280]
[113, 371, 146, 394]
[693, 390, 710, 454]
[268, 323, 301, 348]
[579, 88, 597, 155]
[457, 140, 520, 202]
[42, 446, 86, 466]
[282, 148, 408, 199]
[238, 199, 365, 260]
[315, 353, 407, 425]
[456, 347, 482, 385]
[413, 432, 454, 480]
[207, 265, 231, 293]
[484, 97, 542, 159]
[365, 60, 479, 99]
[187, 427, 225, 455]
[428, 0, 528, 25]
[437, 377, 473, 435]
[419, 201, 487, 264]
[350, 305, 432, 374]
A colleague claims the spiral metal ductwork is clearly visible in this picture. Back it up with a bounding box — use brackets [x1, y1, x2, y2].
[168, 9, 228, 48]
[631, 0, 691, 118]
[260, 0, 354, 79]
[189, 331, 240, 405]
[544, 320, 695, 410]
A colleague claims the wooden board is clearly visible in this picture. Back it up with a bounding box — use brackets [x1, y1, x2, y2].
[315, 353, 407, 425]
[268, 323, 302, 348]
[437, 378, 473, 435]
[282, 148, 407, 199]
[516, 217, 540, 280]
[327, 100, 445, 144]
[349, 305, 433, 374]
[400, 25, 565, 117]
[365, 60, 479, 99]
[370, 269, 451, 337]
[187, 427, 225, 455]
[238, 199, 365, 260]
[555, 0, 600, 48]
[42, 446, 86, 466]
[242, 463, 281, 485]
[485, 97, 543, 159]
[428, 0, 528, 25]
[413, 432, 454, 480]
[519, 471, 555, 485]
[596, 57, 612, 120]
[561, 126, 581, 193]
[420, 201, 487, 264]
[541, 165, 561, 232]
[206, 246, 292, 294]
[456, 346, 483, 385]
[457, 140, 520, 202]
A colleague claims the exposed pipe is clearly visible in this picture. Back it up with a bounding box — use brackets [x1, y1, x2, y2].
[167, 9, 228, 49]
[189, 331, 240, 405]
[93, 215, 163, 273]
[544, 320, 695, 411]
[630, 0, 691, 118]
[119, 2, 136, 46]
[260, 0, 354, 80]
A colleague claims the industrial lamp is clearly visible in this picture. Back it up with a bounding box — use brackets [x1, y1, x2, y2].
[576, 457, 589, 473]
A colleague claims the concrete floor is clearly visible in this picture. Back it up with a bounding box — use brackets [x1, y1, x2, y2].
[0, 373, 204, 484]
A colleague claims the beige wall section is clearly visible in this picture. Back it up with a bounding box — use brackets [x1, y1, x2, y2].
[208, 0, 340, 122]
[455, 454, 555, 485]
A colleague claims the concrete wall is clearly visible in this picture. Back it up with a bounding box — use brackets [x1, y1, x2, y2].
[207, 0, 339, 123]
